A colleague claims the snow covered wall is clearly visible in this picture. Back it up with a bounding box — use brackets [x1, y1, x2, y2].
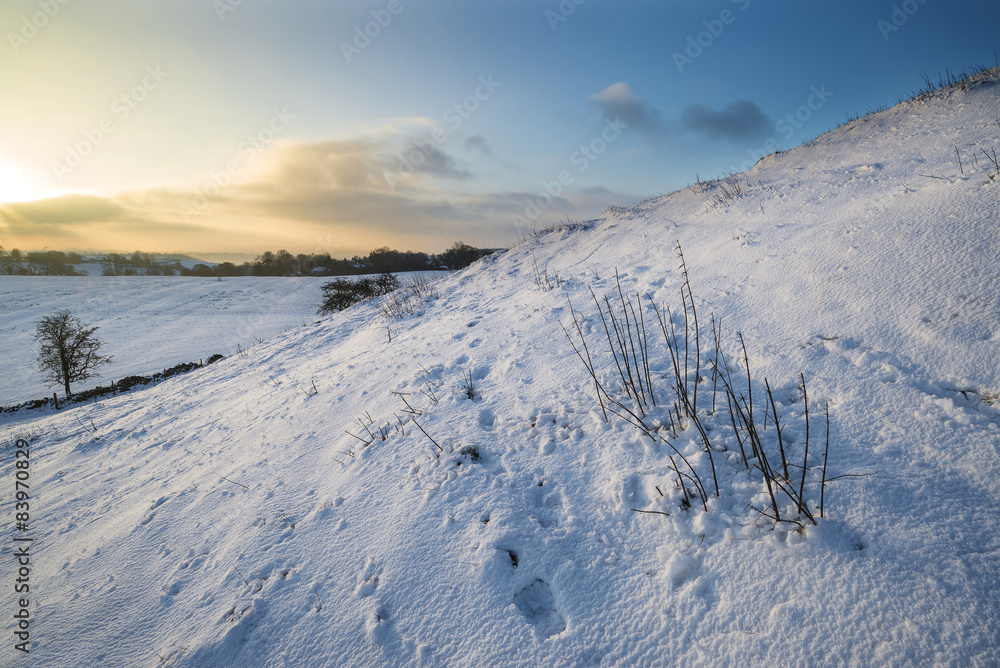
[2, 71, 1000, 666]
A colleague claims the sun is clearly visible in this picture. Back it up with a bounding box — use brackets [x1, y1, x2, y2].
[0, 157, 49, 204]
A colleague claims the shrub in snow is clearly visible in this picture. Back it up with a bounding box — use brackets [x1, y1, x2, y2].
[378, 274, 440, 319]
[317, 272, 401, 314]
[562, 245, 833, 527]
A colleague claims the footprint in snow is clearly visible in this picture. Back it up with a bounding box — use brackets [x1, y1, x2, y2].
[160, 580, 182, 602]
[356, 557, 380, 597]
[309, 497, 343, 522]
[662, 550, 703, 589]
[530, 482, 567, 528]
[272, 513, 298, 545]
[493, 546, 519, 569]
[365, 605, 391, 643]
[615, 472, 650, 511]
[514, 579, 566, 638]
[217, 598, 267, 648]
[478, 408, 496, 430]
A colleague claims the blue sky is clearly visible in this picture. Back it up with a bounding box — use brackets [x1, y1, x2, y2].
[0, 0, 997, 258]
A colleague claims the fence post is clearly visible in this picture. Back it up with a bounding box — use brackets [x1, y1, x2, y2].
[53, 392, 59, 410]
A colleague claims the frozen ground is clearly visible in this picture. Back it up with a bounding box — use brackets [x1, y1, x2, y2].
[1, 71, 999, 666]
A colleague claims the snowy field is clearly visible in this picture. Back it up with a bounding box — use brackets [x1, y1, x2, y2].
[2, 72, 1000, 666]
[0, 276, 323, 407]
[0, 272, 448, 407]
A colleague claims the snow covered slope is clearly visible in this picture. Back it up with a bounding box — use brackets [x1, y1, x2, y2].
[3, 71, 1000, 666]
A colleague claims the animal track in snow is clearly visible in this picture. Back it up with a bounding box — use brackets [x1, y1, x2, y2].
[161, 580, 182, 601]
[365, 604, 391, 643]
[478, 408, 496, 429]
[514, 579, 565, 638]
[356, 557, 380, 597]
[663, 550, 703, 588]
[529, 482, 567, 528]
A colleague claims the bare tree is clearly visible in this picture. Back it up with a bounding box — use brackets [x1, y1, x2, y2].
[34, 310, 113, 396]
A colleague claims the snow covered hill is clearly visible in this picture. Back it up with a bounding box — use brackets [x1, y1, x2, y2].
[3, 70, 1000, 666]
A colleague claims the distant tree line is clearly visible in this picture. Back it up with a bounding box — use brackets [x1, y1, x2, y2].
[95, 251, 185, 276]
[0, 247, 85, 275]
[0, 242, 496, 278]
[244, 242, 493, 277]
